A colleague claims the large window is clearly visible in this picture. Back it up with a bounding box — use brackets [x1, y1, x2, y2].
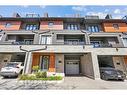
[0, 35, 2, 41]
[40, 56, 49, 71]
[123, 38, 127, 47]
[25, 24, 38, 30]
[40, 35, 51, 44]
[88, 25, 99, 32]
[5, 23, 12, 28]
[67, 24, 79, 30]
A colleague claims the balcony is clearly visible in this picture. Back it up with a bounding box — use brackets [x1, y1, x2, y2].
[64, 41, 85, 45]
[12, 40, 33, 45]
[92, 43, 123, 48]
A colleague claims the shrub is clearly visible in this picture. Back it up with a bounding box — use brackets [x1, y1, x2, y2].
[48, 76, 63, 80]
[32, 66, 40, 72]
[19, 74, 29, 80]
[19, 74, 36, 80]
[35, 71, 47, 78]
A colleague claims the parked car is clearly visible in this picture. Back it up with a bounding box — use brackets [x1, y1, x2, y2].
[0, 62, 24, 78]
[100, 67, 126, 81]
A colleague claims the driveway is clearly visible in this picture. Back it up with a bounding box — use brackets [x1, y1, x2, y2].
[0, 76, 127, 89]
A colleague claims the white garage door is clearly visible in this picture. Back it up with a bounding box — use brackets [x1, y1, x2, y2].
[65, 60, 79, 75]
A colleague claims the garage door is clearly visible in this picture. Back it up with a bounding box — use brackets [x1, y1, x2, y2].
[65, 60, 79, 75]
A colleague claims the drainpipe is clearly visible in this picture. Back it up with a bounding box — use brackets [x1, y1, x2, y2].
[80, 30, 92, 44]
[19, 45, 47, 74]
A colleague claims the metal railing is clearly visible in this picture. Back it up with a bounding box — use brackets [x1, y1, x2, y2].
[64, 41, 85, 45]
[92, 44, 112, 48]
[12, 41, 33, 45]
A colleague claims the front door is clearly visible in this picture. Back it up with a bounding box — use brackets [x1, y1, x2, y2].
[40, 56, 49, 71]
[65, 60, 79, 75]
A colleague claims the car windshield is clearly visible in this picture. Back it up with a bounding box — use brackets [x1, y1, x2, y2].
[5, 63, 18, 67]
[104, 69, 117, 74]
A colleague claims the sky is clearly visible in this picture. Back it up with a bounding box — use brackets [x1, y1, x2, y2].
[0, 6, 127, 19]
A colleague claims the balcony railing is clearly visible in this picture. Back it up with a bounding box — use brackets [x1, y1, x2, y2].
[12, 41, 33, 45]
[92, 44, 112, 48]
[64, 41, 85, 45]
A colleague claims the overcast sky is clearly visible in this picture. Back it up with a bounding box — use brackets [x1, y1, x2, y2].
[0, 6, 127, 19]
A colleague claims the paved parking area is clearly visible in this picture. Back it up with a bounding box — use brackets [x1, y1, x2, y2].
[0, 76, 127, 89]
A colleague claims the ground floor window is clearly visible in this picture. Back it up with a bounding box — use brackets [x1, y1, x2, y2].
[40, 55, 50, 71]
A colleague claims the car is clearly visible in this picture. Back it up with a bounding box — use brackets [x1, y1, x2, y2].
[100, 67, 126, 81]
[0, 62, 24, 78]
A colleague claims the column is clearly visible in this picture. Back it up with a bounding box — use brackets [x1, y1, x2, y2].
[23, 52, 32, 74]
[91, 52, 101, 80]
[33, 33, 40, 44]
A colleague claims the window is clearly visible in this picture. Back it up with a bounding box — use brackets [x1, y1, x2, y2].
[5, 23, 11, 28]
[67, 24, 79, 30]
[48, 22, 54, 27]
[113, 24, 119, 30]
[25, 24, 38, 30]
[40, 35, 51, 44]
[123, 38, 127, 47]
[88, 25, 99, 32]
[0, 35, 2, 41]
[40, 56, 49, 71]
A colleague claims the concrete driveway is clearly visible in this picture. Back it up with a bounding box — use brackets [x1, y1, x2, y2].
[0, 76, 127, 89]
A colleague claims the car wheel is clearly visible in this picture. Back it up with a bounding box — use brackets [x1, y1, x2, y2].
[102, 74, 108, 81]
[3, 76, 8, 78]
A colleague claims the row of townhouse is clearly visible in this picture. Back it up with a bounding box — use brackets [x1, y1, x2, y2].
[0, 13, 127, 80]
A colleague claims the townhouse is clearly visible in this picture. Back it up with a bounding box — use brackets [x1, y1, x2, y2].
[0, 13, 127, 80]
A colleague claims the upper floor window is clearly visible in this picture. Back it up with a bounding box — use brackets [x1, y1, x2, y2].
[67, 24, 79, 30]
[40, 35, 52, 44]
[48, 22, 54, 27]
[25, 24, 38, 30]
[0, 35, 2, 41]
[113, 24, 119, 30]
[5, 23, 12, 28]
[122, 38, 127, 47]
[88, 25, 99, 32]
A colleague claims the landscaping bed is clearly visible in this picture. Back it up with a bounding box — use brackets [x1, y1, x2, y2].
[19, 66, 63, 81]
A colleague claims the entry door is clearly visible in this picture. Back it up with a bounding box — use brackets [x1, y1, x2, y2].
[65, 60, 79, 75]
[40, 56, 49, 71]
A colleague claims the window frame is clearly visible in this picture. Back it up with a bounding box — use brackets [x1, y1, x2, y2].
[87, 25, 99, 32]
[48, 22, 54, 28]
[113, 24, 119, 30]
[25, 24, 38, 30]
[40, 55, 50, 71]
[5, 23, 12, 28]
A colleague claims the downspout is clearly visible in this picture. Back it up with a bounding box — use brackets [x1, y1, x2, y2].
[80, 30, 92, 44]
[19, 45, 47, 74]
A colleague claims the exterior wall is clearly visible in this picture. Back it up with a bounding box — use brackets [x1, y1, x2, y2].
[124, 56, 127, 64]
[113, 56, 127, 73]
[0, 21, 21, 31]
[40, 21, 63, 30]
[103, 23, 127, 32]
[55, 54, 64, 73]
[81, 53, 94, 79]
[0, 54, 12, 69]
[32, 53, 55, 72]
